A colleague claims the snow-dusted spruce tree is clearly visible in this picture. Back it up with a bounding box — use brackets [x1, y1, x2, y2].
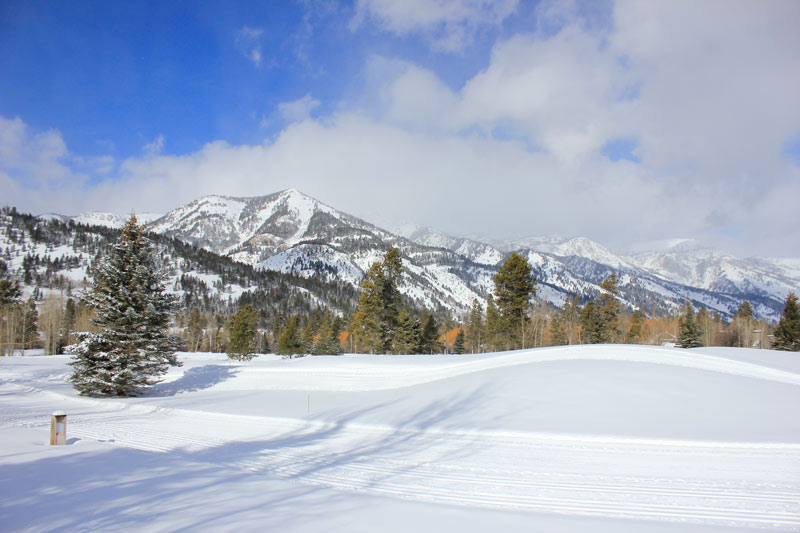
[677, 301, 703, 348]
[772, 292, 800, 351]
[69, 215, 179, 396]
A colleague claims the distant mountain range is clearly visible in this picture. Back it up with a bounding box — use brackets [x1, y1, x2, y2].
[36, 189, 800, 321]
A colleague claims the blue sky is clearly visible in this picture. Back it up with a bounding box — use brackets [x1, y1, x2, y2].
[1, 0, 510, 157]
[2, 1, 357, 156]
[1, 0, 799, 256]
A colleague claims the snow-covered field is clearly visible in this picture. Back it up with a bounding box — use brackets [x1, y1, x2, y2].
[2, 346, 799, 532]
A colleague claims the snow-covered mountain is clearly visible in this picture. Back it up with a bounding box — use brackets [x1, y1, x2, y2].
[396, 226, 505, 266]
[38, 211, 163, 229]
[628, 249, 800, 306]
[5, 208, 356, 320]
[73, 212, 127, 228]
[144, 189, 798, 321]
[24, 190, 799, 321]
[148, 190, 489, 312]
[403, 228, 798, 320]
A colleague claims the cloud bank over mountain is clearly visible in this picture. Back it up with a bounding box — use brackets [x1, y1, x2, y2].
[1, 1, 799, 257]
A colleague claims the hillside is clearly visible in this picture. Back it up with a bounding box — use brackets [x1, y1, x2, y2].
[1, 345, 799, 531]
[147, 190, 799, 319]
[7, 188, 799, 321]
[0, 207, 358, 320]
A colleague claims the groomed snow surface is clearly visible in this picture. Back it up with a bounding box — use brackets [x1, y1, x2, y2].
[2, 345, 799, 532]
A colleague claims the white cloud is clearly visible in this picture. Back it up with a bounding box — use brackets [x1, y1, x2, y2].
[0, 115, 79, 187]
[611, 0, 800, 175]
[3, 0, 800, 256]
[277, 94, 321, 123]
[367, 26, 634, 164]
[143, 134, 165, 156]
[352, 0, 518, 51]
[235, 26, 264, 67]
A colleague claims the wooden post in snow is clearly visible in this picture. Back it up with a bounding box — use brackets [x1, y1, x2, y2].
[50, 412, 67, 445]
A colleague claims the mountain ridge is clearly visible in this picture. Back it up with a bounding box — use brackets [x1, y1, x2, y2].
[34, 189, 800, 321]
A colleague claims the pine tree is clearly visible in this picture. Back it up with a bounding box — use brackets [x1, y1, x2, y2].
[228, 304, 259, 360]
[0, 277, 21, 305]
[60, 297, 77, 351]
[277, 315, 303, 356]
[328, 316, 344, 354]
[418, 312, 442, 354]
[493, 253, 536, 349]
[736, 301, 754, 319]
[68, 215, 178, 396]
[311, 311, 343, 355]
[485, 294, 502, 351]
[453, 329, 466, 354]
[317, 314, 344, 355]
[311, 312, 331, 355]
[379, 247, 403, 340]
[301, 311, 321, 354]
[352, 247, 404, 353]
[773, 293, 800, 351]
[678, 301, 703, 348]
[580, 300, 607, 344]
[598, 274, 621, 342]
[20, 296, 39, 350]
[394, 309, 421, 354]
[465, 299, 484, 353]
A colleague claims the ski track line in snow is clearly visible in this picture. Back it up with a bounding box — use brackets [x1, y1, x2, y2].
[45, 417, 800, 530]
[234, 446, 800, 530]
[3, 385, 800, 531]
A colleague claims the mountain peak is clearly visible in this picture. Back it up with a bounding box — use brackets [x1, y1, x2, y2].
[279, 187, 304, 197]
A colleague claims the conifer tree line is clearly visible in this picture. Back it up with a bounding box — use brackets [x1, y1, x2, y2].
[447, 274, 797, 353]
[1, 207, 799, 360]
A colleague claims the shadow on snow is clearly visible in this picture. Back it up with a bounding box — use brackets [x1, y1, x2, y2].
[0, 387, 489, 531]
[147, 365, 241, 397]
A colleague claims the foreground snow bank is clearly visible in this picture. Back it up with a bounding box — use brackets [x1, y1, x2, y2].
[1, 345, 798, 532]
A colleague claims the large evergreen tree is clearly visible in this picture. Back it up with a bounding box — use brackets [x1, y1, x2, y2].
[0, 276, 21, 306]
[453, 329, 466, 354]
[580, 300, 607, 344]
[417, 312, 442, 354]
[677, 301, 703, 348]
[598, 274, 621, 342]
[277, 315, 303, 356]
[352, 247, 404, 353]
[493, 253, 536, 349]
[19, 296, 39, 350]
[393, 309, 421, 354]
[227, 304, 259, 360]
[69, 215, 178, 396]
[773, 293, 800, 351]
